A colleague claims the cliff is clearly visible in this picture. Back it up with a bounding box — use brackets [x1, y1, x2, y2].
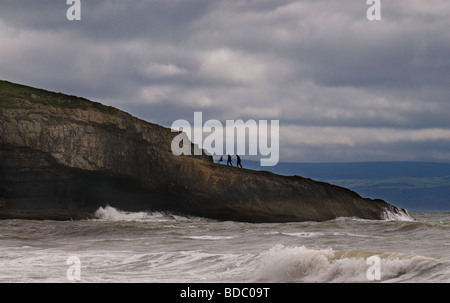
[0, 80, 408, 222]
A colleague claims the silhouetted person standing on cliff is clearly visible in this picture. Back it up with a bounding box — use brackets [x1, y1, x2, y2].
[236, 155, 242, 168]
[227, 154, 232, 166]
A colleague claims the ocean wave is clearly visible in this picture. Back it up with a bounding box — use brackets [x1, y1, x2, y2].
[333, 208, 415, 222]
[183, 236, 235, 240]
[84, 245, 448, 283]
[381, 208, 414, 222]
[93, 205, 194, 222]
[255, 244, 449, 283]
[281, 232, 325, 238]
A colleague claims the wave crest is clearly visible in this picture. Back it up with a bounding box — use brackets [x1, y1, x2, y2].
[382, 208, 414, 222]
[255, 244, 446, 282]
[93, 205, 192, 222]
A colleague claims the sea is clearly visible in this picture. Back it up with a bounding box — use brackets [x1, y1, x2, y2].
[0, 206, 449, 284]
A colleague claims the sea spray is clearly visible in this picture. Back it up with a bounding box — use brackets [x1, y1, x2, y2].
[93, 205, 208, 223]
[382, 208, 414, 222]
[94, 205, 150, 221]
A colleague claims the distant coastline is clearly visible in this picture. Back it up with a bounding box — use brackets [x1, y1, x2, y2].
[241, 160, 450, 211]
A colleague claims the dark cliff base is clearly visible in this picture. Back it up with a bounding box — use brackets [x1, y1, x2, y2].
[0, 145, 177, 220]
[0, 80, 408, 222]
[0, 144, 405, 222]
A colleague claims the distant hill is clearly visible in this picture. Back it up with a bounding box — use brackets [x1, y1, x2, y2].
[233, 160, 450, 211]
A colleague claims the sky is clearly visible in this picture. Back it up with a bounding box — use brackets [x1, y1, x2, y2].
[1, 0, 450, 163]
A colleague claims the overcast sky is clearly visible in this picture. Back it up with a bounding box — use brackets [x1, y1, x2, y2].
[1, 0, 450, 163]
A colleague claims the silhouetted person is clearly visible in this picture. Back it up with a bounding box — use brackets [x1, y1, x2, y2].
[227, 154, 232, 166]
[218, 156, 223, 163]
[236, 155, 242, 168]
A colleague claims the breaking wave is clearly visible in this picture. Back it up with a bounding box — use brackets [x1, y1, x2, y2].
[107, 244, 450, 283]
[93, 205, 196, 222]
[87, 206, 447, 283]
[255, 244, 449, 283]
[381, 208, 414, 222]
[2, 206, 448, 283]
[94, 204, 415, 224]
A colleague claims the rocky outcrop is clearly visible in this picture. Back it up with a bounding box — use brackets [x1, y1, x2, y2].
[0, 80, 408, 222]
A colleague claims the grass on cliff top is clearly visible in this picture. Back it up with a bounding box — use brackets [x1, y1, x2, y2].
[0, 80, 118, 115]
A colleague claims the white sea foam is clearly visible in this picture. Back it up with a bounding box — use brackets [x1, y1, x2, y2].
[255, 244, 448, 283]
[281, 232, 325, 238]
[94, 206, 149, 221]
[93, 205, 192, 222]
[382, 208, 414, 222]
[183, 236, 235, 240]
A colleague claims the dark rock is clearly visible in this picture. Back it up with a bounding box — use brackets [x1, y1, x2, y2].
[0, 80, 408, 222]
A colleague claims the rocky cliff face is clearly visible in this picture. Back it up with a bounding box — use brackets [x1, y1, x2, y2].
[0, 80, 408, 222]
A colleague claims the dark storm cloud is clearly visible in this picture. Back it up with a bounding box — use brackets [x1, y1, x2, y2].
[1, 0, 449, 162]
[0, 0, 213, 38]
